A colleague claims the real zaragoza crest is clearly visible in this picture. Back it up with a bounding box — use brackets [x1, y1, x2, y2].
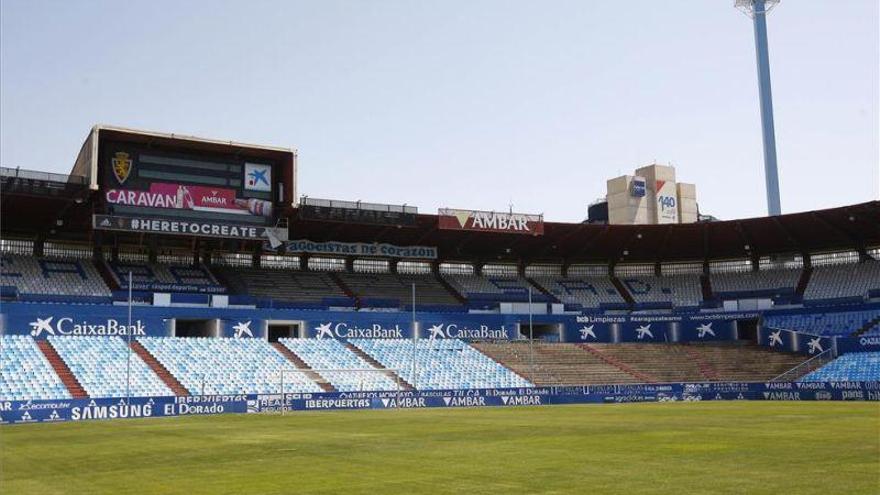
[111, 151, 133, 184]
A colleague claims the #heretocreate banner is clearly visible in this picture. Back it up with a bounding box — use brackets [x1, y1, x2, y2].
[93, 214, 289, 241]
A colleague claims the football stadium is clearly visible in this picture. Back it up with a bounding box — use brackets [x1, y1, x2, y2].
[1, 1, 878, 495]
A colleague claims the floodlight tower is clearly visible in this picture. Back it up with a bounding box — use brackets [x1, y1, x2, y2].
[736, 0, 782, 216]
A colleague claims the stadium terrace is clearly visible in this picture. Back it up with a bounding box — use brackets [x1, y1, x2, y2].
[0, 126, 878, 428]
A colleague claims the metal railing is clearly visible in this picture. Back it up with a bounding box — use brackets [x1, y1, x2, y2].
[299, 196, 417, 214]
[770, 348, 834, 382]
[0, 166, 88, 185]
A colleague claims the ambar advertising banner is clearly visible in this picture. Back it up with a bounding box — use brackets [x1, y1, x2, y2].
[438, 208, 544, 235]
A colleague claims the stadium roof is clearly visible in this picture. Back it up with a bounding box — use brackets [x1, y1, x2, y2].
[2, 166, 877, 264]
[286, 201, 880, 264]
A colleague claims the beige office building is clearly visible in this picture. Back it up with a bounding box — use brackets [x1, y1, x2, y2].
[607, 164, 698, 225]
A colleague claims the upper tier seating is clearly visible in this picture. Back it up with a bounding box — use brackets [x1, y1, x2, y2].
[445, 275, 547, 303]
[110, 262, 224, 293]
[0, 335, 70, 401]
[711, 268, 801, 296]
[280, 338, 398, 391]
[804, 261, 880, 301]
[338, 272, 460, 308]
[763, 309, 880, 336]
[799, 352, 880, 382]
[217, 267, 351, 305]
[138, 337, 323, 395]
[619, 275, 702, 308]
[350, 338, 532, 390]
[48, 336, 171, 398]
[533, 276, 624, 308]
[0, 255, 110, 299]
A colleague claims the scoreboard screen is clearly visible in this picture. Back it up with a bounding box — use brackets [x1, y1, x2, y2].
[78, 126, 293, 243]
[99, 140, 277, 226]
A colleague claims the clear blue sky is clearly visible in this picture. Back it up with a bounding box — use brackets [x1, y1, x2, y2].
[2, 0, 877, 222]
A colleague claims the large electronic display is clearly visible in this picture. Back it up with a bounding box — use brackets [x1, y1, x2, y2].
[100, 142, 276, 226]
[75, 127, 294, 243]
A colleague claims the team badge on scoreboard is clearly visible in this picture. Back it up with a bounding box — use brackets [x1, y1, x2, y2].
[111, 151, 133, 184]
[244, 163, 271, 192]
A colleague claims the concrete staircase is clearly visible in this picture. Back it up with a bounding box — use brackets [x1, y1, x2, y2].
[472, 342, 642, 386]
[580, 344, 656, 382]
[271, 342, 336, 392]
[854, 316, 880, 337]
[795, 266, 812, 298]
[130, 340, 190, 396]
[329, 272, 359, 308]
[610, 276, 635, 306]
[434, 272, 468, 306]
[526, 277, 558, 303]
[473, 341, 812, 385]
[345, 343, 415, 391]
[36, 340, 88, 398]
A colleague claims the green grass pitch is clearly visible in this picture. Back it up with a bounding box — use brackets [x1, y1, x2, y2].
[1, 402, 878, 494]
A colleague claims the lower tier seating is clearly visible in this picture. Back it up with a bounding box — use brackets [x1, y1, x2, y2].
[0, 335, 70, 401]
[675, 342, 809, 382]
[350, 339, 532, 390]
[799, 352, 880, 382]
[49, 336, 171, 398]
[475, 341, 809, 385]
[471, 342, 641, 385]
[138, 337, 324, 395]
[280, 338, 398, 391]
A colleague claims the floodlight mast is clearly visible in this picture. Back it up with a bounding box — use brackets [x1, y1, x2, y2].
[736, 0, 782, 216]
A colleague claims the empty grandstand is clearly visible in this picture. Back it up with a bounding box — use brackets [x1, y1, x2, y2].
[0, 335, 71, 401]
[217, 266, 353, 307]
[1, 133, 879, 415]
[532, 266, 626, 310]
[1, 254, 110, 301]
[137, 337, 324, 395]
[764, 308, 880, 336]
[279, 338, 399, 391]
[804, 259, 880, 301]
[48, 336, 171, 398]
[800, 352, 880, 382]
[350, 339, 533, 390]
[338, 271, 461, 310]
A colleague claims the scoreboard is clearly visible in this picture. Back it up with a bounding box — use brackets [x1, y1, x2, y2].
[75, 126, 293, 242]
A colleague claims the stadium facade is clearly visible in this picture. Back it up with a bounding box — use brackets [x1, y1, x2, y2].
[1, 126, 879, 423]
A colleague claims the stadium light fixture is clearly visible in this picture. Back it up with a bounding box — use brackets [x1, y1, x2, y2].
[736, 0, 782, 216]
